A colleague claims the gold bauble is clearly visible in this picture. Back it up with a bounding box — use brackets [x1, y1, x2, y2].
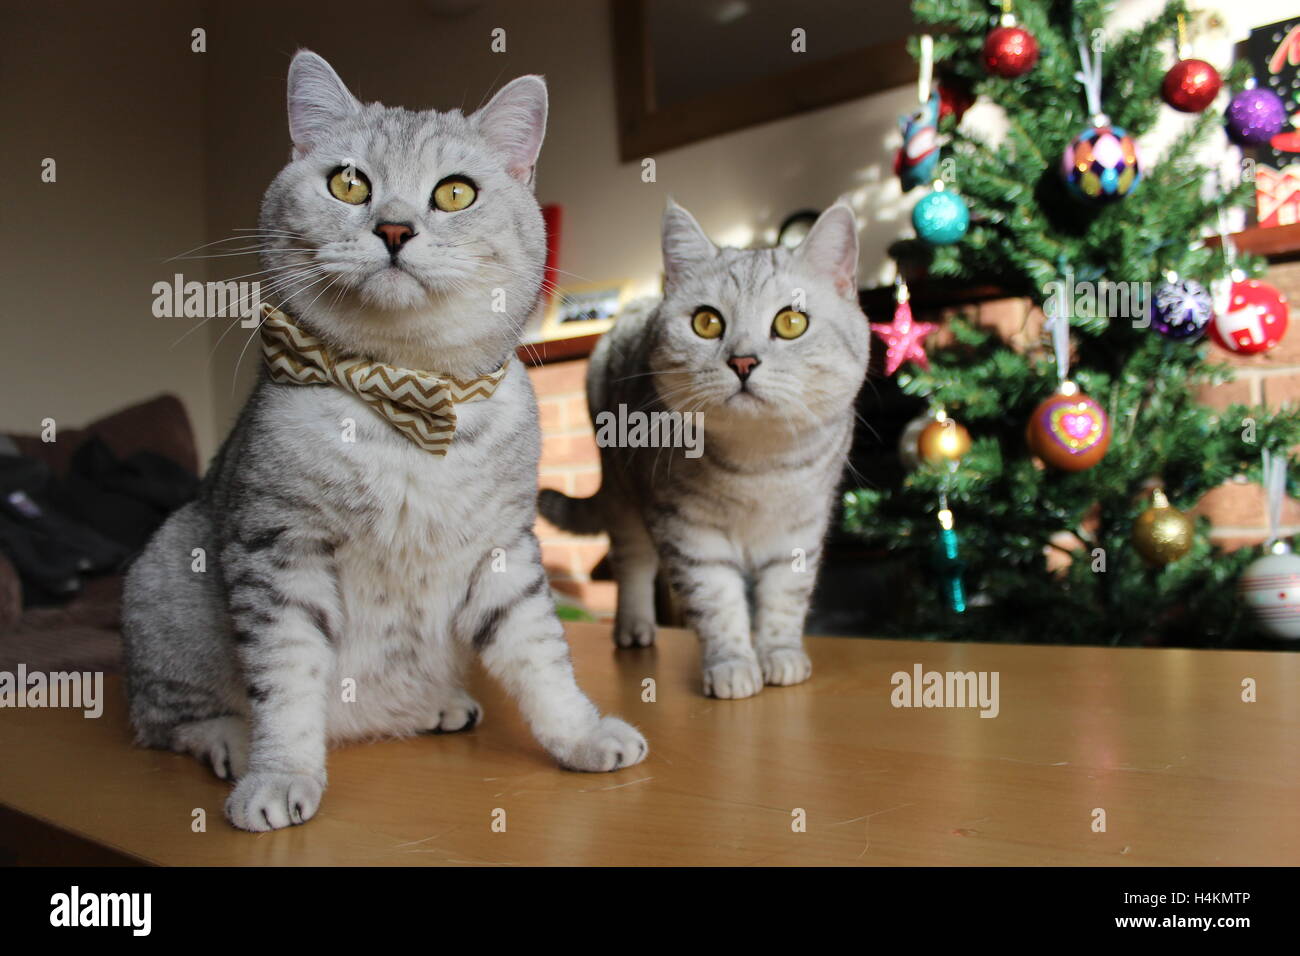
[1132, 488, 1194, 565]
[917, 415, 971, 465]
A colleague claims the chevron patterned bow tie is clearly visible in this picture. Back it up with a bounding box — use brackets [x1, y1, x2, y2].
[259, 305, 510, 455]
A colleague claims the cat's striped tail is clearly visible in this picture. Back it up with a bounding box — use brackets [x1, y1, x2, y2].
[538, 489, 605, 535]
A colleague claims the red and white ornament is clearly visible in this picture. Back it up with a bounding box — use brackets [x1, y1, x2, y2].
[1207, 276, 1290, 355]
[1240, 542, 1300, 640]
[1241, 452, 1300, 639]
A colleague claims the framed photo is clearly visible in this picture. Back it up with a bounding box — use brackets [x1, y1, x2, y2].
[539, 280, 631, 342]
[1246, 18, 1300, 228]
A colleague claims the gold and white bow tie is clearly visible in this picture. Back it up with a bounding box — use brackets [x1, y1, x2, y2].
[259, 304, 510, 455]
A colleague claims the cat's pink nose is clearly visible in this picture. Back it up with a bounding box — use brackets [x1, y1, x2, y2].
[375, 222, 415, 254]
[727, 355, 760, 381]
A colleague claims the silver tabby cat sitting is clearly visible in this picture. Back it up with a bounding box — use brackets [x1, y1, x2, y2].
[542, 201, 870, 699]
[122, 51, 646, 832]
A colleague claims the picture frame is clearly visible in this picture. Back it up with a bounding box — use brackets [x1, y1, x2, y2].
[538, 280, 633, 342]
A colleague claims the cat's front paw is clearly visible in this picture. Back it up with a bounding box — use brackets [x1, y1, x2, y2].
[423, 695, 482, 734]
[759, 647, 813, 686]
[555, 716, 648, 772]
[702, 656, 763, 699]
[614, 616, 656, 648]
[225, 771, 324, 831]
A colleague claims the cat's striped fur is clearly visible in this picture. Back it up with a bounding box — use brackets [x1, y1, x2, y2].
[542, 202, 870, 699]
[122, 51, 645, 832]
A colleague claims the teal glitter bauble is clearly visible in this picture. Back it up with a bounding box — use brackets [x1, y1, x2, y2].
[912, 189, 969, 245]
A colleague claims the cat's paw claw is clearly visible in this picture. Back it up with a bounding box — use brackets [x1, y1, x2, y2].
[556, 716, 648, 772]
[702, 657, 763, 699]
[614, 618, 656, 648]
[225, 771, 323, 831]
[759, 647, 813, 686]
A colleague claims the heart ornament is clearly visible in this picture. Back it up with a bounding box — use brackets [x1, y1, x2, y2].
[1027, 390, 1111, 471]
[1049, 403, 1105, 451]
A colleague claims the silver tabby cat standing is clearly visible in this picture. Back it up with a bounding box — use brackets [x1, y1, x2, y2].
[123, 51, 646, 832]
[542, 201, 869, 699]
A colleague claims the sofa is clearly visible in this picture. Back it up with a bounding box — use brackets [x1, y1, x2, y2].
[0, 394, 199, 673]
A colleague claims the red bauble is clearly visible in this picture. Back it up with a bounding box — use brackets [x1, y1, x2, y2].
[1207, 279, 1290, 355]
[1161, 58, 1222, 113]
[938, 78, 975, 122]
[983, 25, 1039, 78]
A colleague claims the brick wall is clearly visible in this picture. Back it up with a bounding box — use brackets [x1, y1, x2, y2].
[527, 359, 617, 617]
[933, 260, 1300, 550]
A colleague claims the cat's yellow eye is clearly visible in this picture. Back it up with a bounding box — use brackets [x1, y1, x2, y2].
[692, 307, 724, 340]
[432, 176, 477, 212]
[327, 166, 370, 205]
[772, 308, 808, 340]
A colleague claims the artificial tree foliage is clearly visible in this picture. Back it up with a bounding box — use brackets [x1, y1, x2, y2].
[842, 0, 1300, 647]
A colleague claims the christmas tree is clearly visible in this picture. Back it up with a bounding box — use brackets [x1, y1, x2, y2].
[841, 0, 1300, 647]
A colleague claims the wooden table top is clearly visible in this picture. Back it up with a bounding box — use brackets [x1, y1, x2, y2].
[1, 623, 1297, 866]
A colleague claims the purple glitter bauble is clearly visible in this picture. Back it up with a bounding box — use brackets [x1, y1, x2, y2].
[1225, 88, 1286, 145]
[1150, 279, 1213, 341]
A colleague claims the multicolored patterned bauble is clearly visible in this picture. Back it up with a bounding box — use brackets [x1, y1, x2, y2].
[1240, 542, 1300, 640]
[1060, 124, 1141, 203]
[1025, 383, 1110, 472]
[912, 188, 969, 245]
[1225, 88, 1286, 145]
[1132, 488, 1194, 565]
[1149, 278, 1213, 341]
[983, 25, 1038, 78]
[1207, 278, 1289, 355]
[1161, 58, 1222, 113]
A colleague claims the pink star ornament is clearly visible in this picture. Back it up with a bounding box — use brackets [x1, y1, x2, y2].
[870, 300, 938, 375]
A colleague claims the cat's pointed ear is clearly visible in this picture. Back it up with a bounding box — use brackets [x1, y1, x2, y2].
[662, 199, 716, 283]
[475, 76, 548, 185]
[794, 202, 859, 299]
[287, 50, 362, 159]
